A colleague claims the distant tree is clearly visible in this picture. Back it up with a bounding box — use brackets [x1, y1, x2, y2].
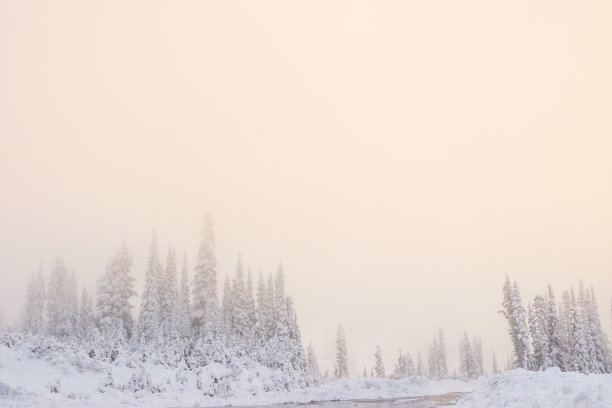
[374, 344, 385, 378]
[416, 352, 424, 376]
[160, 247, 180, 342]
[459, 332, 477, 380]
[23, 267, 46, 335]
[307, 341, 320, 379]
[191, 213, 219, 341]
[95, 243, 136, 343]
[393, 349, 414, 379]
[335, 324, 349, 378]
[500, 276, 532, 369]
[177, 252, 191, 339]
[491, 350, 499, 374]
[47, 258, 69, 338]
[472, 336, 483, 376]
[529, 294, 552, 370]
[136, 233, 162, 345]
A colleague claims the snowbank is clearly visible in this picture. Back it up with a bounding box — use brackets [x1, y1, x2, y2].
[0, 338, 471, 407]
[456, 368, 612, 408]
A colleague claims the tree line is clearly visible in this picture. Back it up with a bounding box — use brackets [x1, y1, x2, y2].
[501, 275, 611, 374]
[21, 214, 320, 387]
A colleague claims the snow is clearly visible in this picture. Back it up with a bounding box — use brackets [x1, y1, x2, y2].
[3, 337, 612, 408]
[456, 368, 612, 408]
[0, 340, 471, 407]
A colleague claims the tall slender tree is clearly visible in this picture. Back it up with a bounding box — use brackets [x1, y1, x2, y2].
[335, 324, 349, 378]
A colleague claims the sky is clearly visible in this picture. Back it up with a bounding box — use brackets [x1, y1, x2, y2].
[1, 0, 611, 376]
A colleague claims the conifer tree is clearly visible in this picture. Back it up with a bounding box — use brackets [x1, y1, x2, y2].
[437, 328, 448, 378]
[335, 323, 349, 378]
[160, 247, 179, 342]
[47, 258, 69, 338]
[191, 213, 219, 341]
[307, 341, 320, 379]
[95, 243, 136, 343]
[416, 352, 424, 376]
[501, 276, 532, 369]
[459, 332, 476, 380]
[177, 252, 191, 339]
[23, 268, 46, 335]
[491, 350, 499, 374]
[136, 233, 163, 345]
[472, 336, 484, 376]
[374, 344, 385, 378]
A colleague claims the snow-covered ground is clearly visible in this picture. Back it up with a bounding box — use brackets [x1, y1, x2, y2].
[0, 337, 470, 407]
[456, 368, 612, 408]
[2, 338, 611, 408]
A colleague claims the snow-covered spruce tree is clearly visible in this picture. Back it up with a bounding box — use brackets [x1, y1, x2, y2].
[545, 285, 565, 370]
[458, 332, 476, 381]
[500, 276, 532, 369]
[572, 286, 591, 373]
[491, 350, 499, 374]
[23, 267, 46, 335]
[47, 258, 68, 337]
[307, 341, 321, 381]
[231, 254, 250, 351]
[416, 352, 424, 376]
[437, 328, 448, 378]
[560, 290, 578, 371]
[245, 268, 257, 348]
[393, 349, 414, 379]
[64, 271, 79, 341]
[191, 213, 220, 342]
[95, 243, 136, 344]
[428, 335, 438, 379]
[472, 336, 483, 377]
[136, 233, 163, 346]
[335, 323, 349, 378]
[221, 273, 233, 340]
[583, 287, 611, 373]
[177, 252, 191, 339]
[160, 247, 180, 343]
[529, 295, 552, 370]
[374, 344, 385, 378]
[79, 287, 95, 341]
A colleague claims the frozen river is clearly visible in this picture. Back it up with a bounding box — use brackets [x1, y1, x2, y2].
[205, 393, 468, 408]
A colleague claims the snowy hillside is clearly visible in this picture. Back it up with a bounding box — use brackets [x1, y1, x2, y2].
[456, 368, 612, 408]
[0, 334, 471, 407]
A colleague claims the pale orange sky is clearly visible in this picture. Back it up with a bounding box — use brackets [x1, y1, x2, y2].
[1, 0, 611, 375]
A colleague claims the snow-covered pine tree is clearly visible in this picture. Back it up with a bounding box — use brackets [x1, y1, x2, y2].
[472, 336, 483, 377]
[335, 323, 349, 378]
[573, 286, 591, 373]
[245, 268, 257, 349]
[23, 267, 46, 335]
[559, 290, 577, 371]
[437, 328, 448, 379]
[79, 287, 94, 341]
[491, 350, 499, 374]
[63, 271, 79, 341]
[428, 335, 438, 379]
[47, 258, 69, 338]
[393, 349, 414, 379]
[416, 352, 424, 376]
[177, 252, 191, 339]
[307, 341, 321, 380]
[160, 247, 180, 343]
[583, 287, 611, 373]
[95, 243, 136, 343]
[191, 213, 219, 341]
[136, 233, 163, 346]
[529, 295, 552, 370]
[501, 276, 532, 369]
[221, 274, 233, 340]
[374, 344, 385, 378]
[231, 255, 250, 349]
[458, 332, 476, 380]
[545, 285, 564, 370]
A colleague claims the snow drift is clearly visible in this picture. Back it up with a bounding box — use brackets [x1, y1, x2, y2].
[456, 368, 612, 408]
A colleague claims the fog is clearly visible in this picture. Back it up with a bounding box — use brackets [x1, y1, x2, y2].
[1, 0, 611, 376]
